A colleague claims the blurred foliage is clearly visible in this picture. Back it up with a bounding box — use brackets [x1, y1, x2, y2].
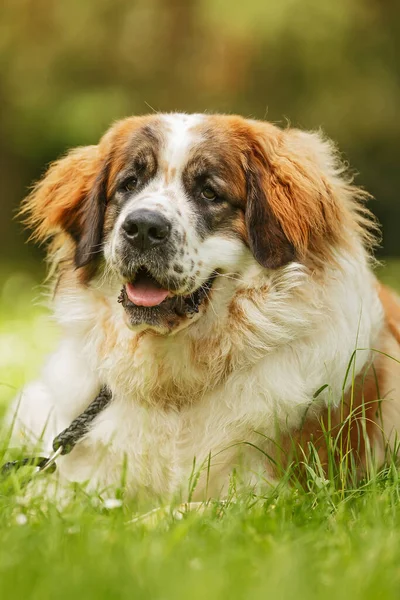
[1, 0, 399, 258]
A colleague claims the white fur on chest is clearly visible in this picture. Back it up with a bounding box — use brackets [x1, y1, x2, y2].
[11, 253, 383, 498]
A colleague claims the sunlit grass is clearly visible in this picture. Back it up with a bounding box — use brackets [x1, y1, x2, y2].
[0, 263, 58, 415]
[0, 259, 399, 600]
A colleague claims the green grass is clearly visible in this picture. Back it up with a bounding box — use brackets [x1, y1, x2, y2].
[0, 260, 399, 600]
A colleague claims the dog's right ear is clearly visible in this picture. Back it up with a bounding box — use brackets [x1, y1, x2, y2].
[21, 145, 108, 268]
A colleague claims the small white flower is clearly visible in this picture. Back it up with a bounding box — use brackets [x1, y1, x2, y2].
[103, 498, 123, 509]
[15, 513, 28, 525]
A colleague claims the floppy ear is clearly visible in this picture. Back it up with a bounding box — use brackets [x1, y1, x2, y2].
[245, 151, 295, 269]
[244, 122, 364, 269]
[73, 160, 109, 268]
[21, 145, 108, 268]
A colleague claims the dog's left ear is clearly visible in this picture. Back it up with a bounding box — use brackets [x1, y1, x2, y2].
[245, 122, 349, 269]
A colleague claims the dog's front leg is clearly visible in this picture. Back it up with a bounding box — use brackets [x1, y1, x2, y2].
[5, 336, 101, 454]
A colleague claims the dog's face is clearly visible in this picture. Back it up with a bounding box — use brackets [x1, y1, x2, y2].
[102, 114, 256, 331]
[23, 113, 363, 333]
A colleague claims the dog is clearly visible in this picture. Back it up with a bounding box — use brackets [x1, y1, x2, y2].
[8, 113, 400, 499]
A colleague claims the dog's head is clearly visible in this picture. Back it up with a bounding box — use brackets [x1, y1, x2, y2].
[23, 114, 373, 333]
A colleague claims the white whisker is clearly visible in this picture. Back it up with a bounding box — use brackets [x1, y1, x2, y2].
[202, 285, 218, 317]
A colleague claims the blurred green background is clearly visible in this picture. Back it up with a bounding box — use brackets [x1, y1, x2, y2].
[1, 0, 399, 261]
[0, 6, 399, 596]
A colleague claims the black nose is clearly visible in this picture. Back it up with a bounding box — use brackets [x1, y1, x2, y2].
[121, 210, 171, 250]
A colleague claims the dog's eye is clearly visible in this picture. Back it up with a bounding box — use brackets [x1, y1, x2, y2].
[121, 177, 138, 192]
[201, 187, 217, 201]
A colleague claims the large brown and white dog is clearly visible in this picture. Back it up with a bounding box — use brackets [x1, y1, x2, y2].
[9, 113, 400, 498]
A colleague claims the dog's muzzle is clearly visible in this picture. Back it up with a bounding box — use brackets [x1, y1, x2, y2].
[115, 209, 217, 329]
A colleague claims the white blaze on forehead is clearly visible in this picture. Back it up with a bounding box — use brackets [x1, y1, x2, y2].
[109, 114, 206, 260]
[161, 113, 205, 175]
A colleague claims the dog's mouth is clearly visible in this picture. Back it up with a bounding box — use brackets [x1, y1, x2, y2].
[125, 268, 172, 308]
[118, 267, 217, 326]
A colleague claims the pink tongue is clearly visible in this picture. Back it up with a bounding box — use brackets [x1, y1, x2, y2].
[125, 281, 169, 307]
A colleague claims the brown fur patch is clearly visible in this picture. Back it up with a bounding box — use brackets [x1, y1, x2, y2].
[21, 145, 102, 243]
[189, 334, 234, 382]
[231, 213, 248, 244]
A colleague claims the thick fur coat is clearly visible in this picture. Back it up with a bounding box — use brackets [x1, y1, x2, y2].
[9, 113, 400, 499]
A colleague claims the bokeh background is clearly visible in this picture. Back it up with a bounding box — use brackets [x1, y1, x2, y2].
[1, 0, 400, 260]
[0, 0, 399, 407]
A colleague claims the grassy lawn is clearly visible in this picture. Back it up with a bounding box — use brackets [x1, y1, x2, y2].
[0, 260, 399, 600]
